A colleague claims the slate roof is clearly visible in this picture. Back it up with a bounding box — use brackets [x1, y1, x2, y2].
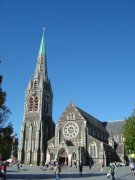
[102, 120, 125, 134]
[76, 106, 109, 135]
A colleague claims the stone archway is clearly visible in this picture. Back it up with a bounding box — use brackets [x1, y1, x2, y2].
[58, 148, 68, 166]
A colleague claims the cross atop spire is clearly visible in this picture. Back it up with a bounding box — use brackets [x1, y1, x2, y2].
[38, 28, 46, 56]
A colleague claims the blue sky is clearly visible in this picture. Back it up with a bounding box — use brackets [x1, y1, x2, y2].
[0, 0, 135, 139]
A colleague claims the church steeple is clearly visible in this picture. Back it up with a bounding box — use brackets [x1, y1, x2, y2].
[18, 30, 55, 166]
[34, 29, 48, 81]
[38, 28, 46, 56]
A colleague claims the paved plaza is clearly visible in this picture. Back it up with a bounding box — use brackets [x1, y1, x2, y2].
[6, 165, 135, 180]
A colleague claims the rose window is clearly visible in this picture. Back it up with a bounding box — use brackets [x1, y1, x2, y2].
[63, 122, 79, 139]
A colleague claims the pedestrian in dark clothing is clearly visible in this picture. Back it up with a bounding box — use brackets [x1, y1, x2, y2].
[54, 163, 61, 180]
[109, 163, 116, 180]
[17, 163, 20, 170]
[79, 162, 83, 175]
[74, 161, 77, 168]
[89, 161, 92, 170]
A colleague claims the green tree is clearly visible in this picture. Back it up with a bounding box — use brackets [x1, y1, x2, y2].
[0, 75, 10, 130]
[124, 110, 135, 153]
[0, 123, 13, 160]
[0, 74, 14, 160]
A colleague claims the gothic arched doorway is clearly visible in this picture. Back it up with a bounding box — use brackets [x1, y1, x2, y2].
[58, 149, 68, 166]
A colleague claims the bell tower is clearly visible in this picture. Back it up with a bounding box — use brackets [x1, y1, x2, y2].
[18, 30, 55, 165]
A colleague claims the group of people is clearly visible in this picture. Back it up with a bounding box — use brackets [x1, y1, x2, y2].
[0, 161, 6, 180]
[53, 161, 83, 180]
[40, 161, 61, 180]
[1, 159, 135, 180]
[107, 161, 135, 180]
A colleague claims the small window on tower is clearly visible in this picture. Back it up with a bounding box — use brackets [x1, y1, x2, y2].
[34, 121, 37, 126]
[29, 97, 33, 112]
[34, 81, 38, 89]
[72, 152, 77, 160]
[34, 97, 38, 111]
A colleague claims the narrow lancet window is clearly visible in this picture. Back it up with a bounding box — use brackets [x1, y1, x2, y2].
[34, 97, 38, 111]
[34, 81, 38, 89]
[29, 97, 33, 111]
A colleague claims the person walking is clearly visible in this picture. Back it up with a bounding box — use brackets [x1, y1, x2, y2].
[129, 162, 134, 176]
[54, 163, 60, 180]
[108, 163, 116, 180]
[17, 162, 20, 170]
[89, 160, 92, 170]
[79, 162, 83, 175]
[100, 162, 104, 172]
[19, 163, 22, 170]
[1, 161, 6, 180]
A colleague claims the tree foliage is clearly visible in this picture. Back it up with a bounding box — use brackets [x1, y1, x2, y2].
[0, 74, 14, 160]
[0, 75, 10, 130]
[124, 110, 135, 153]
[0, 123, 13, 160]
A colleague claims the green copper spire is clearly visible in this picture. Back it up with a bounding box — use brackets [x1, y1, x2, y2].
[34, 29, 48, 81]
[38, 28, 46, 56]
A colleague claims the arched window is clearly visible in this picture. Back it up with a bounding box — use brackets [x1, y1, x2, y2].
[34, 97, 38, 111]
[50, 152, 55, 161]
[93, 145, 96, 157]
[25, 139, 28, 150]
[29, 96, 39, 112]
[28, 125, 32, 150]
[71, 113, 74, 119]
[89, 142, 97, 158]
[67, 112, 75, 120]
[29, 125, 32, 137]
[32, 138, 35, 151]
[67, 114, 69, 120]
[90, 144, 93, 155]
[72, 152, 77, 160]
[29, 97, 33, 111]
[34, 121, 37, 126]
[34, 81, 38, 89]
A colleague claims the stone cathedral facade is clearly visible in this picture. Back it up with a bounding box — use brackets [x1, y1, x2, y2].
[18, 32, 126, 166]
[18, 32, 55, 165]
[46, 103, 126, 167]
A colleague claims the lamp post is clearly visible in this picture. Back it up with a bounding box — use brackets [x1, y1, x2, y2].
[64, 139, 67, 167]
[129, 150, 131, 162]
[65, 150, 66, 165]
[78, 147, 80, 165]
[108, 151, 111, 165]
[78, 146, 82, 165]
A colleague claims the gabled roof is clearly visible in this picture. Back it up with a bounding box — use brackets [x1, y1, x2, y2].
[76, 106, 109, 135]
[102, 120, 125, 134]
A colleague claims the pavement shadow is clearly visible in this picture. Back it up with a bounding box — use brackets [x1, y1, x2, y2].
[61, 172, 107, 178]
[7, 174, 52, 179]
[7, 169, 29, 173]
[7, 172, 107, 179]
[7, 170, 19, 173]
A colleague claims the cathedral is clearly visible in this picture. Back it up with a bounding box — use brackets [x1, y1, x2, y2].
[46, 103, 126, 166]
[18, 32, 126, 166]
